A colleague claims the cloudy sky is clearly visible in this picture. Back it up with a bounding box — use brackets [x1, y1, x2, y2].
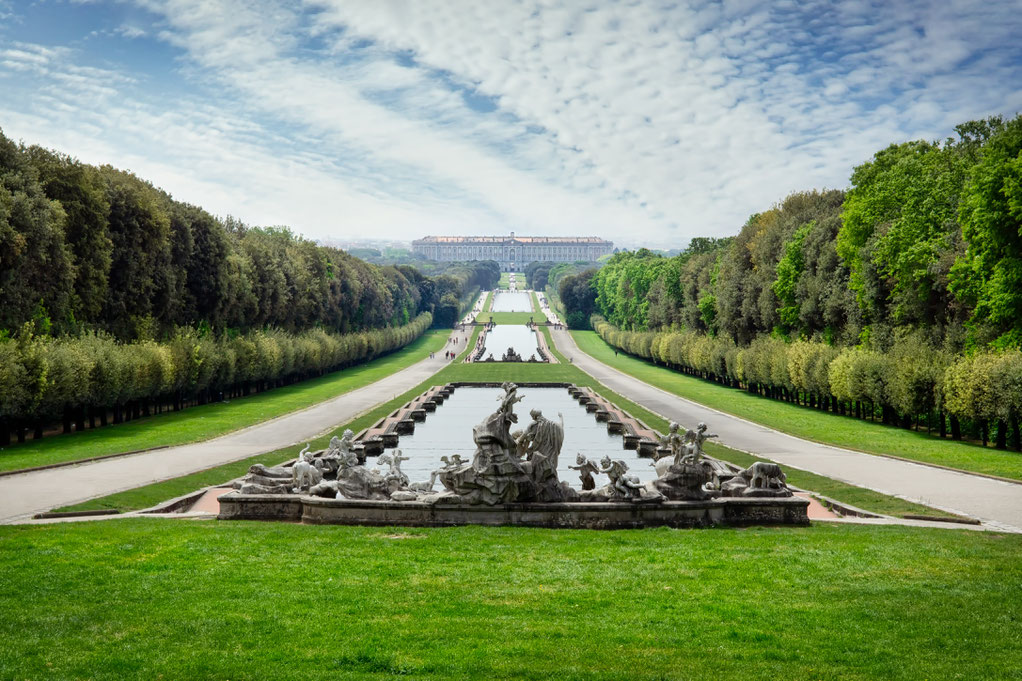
[1, 0, 1021, 248]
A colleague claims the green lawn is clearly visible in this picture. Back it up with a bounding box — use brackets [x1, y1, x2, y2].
[0, 520, 1018, 680]
[0, 330, 451, 474]
[498, 272, 510, 289]
[488, 311, 537, 324]
[61, 357, 961, 520]
[572, 331, 1022, 481]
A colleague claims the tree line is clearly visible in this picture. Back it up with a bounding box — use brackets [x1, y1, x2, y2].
[0, 129, 498, 340]
[0, 313, 432, 445]
[562, 115, 1022, 448]
[0, 129, 499, 443]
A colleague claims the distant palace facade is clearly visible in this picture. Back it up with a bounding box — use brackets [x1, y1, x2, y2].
[412, 233, 614, 271]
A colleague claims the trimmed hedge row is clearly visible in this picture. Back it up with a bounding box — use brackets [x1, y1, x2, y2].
[593, 316, 1022, 448]
[0, 312, 432, 443]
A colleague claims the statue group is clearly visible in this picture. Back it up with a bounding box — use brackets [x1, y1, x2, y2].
[234, 383, 792, 504]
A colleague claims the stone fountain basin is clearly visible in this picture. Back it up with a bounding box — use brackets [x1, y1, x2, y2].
[218, 492, 809, 529]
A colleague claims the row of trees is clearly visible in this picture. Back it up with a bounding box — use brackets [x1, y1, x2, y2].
[1, 129, 502, 438]
[525, 260, 593, 293]
[576, 115, 1022, 351]
[0, 129, 498, 340]
[0, 313, 432, 445]
[563, 115, 1022, 448]
[592, 317, 1022, 449]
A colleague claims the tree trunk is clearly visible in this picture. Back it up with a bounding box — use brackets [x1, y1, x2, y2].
[995, 419, 1007, 450]
[75, 406, 85, 432]
[981, 420, 988, 447]
[63, 403, 73, 434]
[950, 414, 961, 440]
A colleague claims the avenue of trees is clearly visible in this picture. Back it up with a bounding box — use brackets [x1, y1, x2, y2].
[563, 115, 1022, 449]
[0, 129, 498, 443]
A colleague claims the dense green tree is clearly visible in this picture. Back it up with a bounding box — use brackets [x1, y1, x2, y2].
[0, 134, 74, 334]
[950, 116, 1022, 346]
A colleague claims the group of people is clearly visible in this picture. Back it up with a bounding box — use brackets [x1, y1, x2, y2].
[431, 334, 467, 361]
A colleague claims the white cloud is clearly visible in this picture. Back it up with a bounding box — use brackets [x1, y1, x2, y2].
[1, 0, 1021, 248]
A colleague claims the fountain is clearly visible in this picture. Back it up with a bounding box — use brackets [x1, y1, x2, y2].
[220, 383, 808, 527]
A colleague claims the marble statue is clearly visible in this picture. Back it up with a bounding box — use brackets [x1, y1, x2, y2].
[568, 453, 600, 490]
[434, 382, 574, 504]
[660, 422, 683, 462]
[292, 456, 322, 492]
[720, 461, 792, 498]
[378, 450, 411, 488]
[680, 422, 717, 464]
[592, 456, 640, 499]
[407, 471, 438, 493]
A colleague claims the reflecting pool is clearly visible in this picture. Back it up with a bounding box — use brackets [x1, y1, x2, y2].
[377, 387, 659, 488]
[491, 291, 533, 312]
[480, 324, 540, 360]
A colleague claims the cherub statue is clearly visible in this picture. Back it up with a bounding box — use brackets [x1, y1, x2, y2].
[599, 455, 644, 500]
[681, 422, 717, 464]
[440, 454, 466, 471]
[661, 421, 684, 463]
[382, 449, 410, 487]
[568, 453, 600, 490]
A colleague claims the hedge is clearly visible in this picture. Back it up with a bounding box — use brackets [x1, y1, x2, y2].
[0, 312, 432, 443]
[592, 316, 1022, 448]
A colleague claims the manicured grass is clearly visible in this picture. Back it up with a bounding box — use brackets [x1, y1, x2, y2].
[488, 311, 537, 324]
[572, 331, 1022, 481]
[0, 330, 451, 474]
[498, 272, 524, 290]
[62, 358, 960, 519]
[0, 520, 1019, 680]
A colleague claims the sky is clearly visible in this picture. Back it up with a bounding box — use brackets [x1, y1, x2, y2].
[1, 1, 1021, 249]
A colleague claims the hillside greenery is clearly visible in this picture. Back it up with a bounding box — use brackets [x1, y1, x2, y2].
[0, 129, 500, 443]
[560, 115, 1022, 450]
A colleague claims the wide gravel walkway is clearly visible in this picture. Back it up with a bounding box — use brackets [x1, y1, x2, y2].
[552, 328, 1022, 532]
[0, 331, 469, 523]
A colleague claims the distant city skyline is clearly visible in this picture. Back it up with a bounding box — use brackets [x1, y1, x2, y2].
[1, 1, 1021, 248]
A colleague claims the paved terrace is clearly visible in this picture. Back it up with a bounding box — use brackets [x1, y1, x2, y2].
[0, 330, 469, 524]
[551, 328, 1022, 533]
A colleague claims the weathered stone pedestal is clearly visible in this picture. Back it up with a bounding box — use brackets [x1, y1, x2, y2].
[218, 492, 810, 528]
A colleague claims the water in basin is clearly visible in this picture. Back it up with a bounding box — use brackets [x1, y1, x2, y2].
[375, 387, 659, 489]
[491, 291, 533, 312]
[481, 325, 539, 360]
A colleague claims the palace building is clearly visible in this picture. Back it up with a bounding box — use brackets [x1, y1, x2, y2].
[412, 233, 614, 271]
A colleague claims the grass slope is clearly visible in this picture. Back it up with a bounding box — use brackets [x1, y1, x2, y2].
[60, 359, 959, 519]
[488, 311, 537, 324]
[0, 520, 1019, 680]
[572, 331, 1022, 481]
[0, 330, 451, 474]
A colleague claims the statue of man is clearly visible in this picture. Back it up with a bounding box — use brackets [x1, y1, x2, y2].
[517, 409, 564, 483]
